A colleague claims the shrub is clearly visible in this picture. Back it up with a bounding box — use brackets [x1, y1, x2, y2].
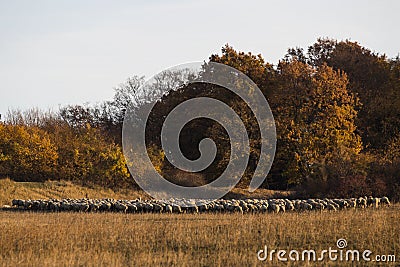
[50, 123, 132, 188]
[0, 124, 58, 181]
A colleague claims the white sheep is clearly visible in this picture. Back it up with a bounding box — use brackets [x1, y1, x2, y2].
[165, 205, 173, 213]
[380, 197, 390, 206]
[326, 204, 337, 211]
[270, 203, 280, 213]
[357, 197, 367, 208]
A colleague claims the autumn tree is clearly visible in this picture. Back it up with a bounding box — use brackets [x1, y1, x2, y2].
[273, 60, 362, 188]
[0, 123, 58, 181]
[303, 38, 400, 149]
[48, 119, 131, 188]
[210, 44, 276, 97]
[208, 45, 278, 187]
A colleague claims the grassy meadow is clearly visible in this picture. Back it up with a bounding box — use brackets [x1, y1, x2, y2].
[0, 205, 399, 266]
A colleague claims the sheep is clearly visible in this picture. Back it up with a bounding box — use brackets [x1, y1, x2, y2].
[153, 204, 163, 213]
[269, 203, 280, 213]
[348, 200, 357, 209]
[279, 204, 286, 213]
[79, 203, 90, 212]
[326, 204, 337, 211]
[11, 199, 20, 207]
[293, 200, 302, 210]
[38, 201, 48, 211]
[367, 196, 375, 207]
[183, 206, 199, 213]
[214, 204, 224, 212]
[99, 202, 112, 212]
[300, 202, 313, 211]
[60, 201, 71, 211]
[259, 205, 268, 213]
[343, 200, 350, 209]
[198, 204, 208, 213]
[165, 205, 173, 213]
[31, 201, 41, 210]
[328, 201, 339, 210]
[313, 202, 325, 211]
[89, 203, 100, 212]
[357, 197, 367, 208]
[10, 196, 394, 214]
[23, 200, 32, 209]
[240, 202, 249, 213]
[285, 202, 295, 212]
[172, 204, 183, 213]
[223, 203, 234, 212]
[114, 202, 128, 213]
[371, 197, 380, 208]
[233, 205, 243, 214]
[48, 201, 60, 212]
[247, 204, 258, 213]
[144, 203, 154, 213]
[380, 197, 390, 206]
[127, 203, 138, 213]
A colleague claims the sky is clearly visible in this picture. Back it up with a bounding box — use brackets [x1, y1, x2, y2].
[0, 0, 399, 118]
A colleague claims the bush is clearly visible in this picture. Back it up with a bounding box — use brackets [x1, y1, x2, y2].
[50, 123, 132, 188]
[0, 117, 132, 189]
[0, 124, 58, 181]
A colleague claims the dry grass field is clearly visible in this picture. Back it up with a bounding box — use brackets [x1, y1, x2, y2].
[0, 206, 399, 267]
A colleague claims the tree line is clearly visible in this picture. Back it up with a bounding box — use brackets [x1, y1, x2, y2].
[1, 38, 399, 199]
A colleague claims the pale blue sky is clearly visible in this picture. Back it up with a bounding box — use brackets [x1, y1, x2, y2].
[0, 0, 399, 117]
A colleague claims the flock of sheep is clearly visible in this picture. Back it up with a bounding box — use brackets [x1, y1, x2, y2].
[10, 196, 391, 213]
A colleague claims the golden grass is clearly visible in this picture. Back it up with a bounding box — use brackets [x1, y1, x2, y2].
[0, 206, 398, 267]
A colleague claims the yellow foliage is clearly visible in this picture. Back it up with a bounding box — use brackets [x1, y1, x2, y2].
[0, 123, 58, 181]
[274, 61, 362, 185]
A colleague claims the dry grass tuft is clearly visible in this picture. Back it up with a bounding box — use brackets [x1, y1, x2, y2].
[0, 206, 398, 266]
